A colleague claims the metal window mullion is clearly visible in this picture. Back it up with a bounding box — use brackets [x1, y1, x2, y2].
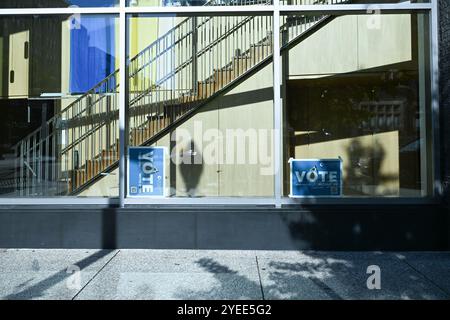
[430, 0, 441, 198]
[273, 1, 282, 207]
[119, 0, 128, 207]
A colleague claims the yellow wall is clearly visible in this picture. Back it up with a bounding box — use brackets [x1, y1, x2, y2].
[295, 131, 400, 196]
[284, 14, 414, 196]
[288, 14, 412, 78]
[152, 62, 274, 197]
[129, 1, 160, 58]
[8, 30, 29, 98]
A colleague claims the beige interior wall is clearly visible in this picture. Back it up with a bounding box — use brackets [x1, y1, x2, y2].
[149, 66, 274, 197]
[129, 11, 159, 58]
[133, 0, 161, 6]
[78, 167, 119, 197]
[8, 30, 29, 99]
[152, 102, 220, 197]
[295, 131, 400, 196]
[357, 14, 412, 71]
[61, 19, 71, 99]
[80, 63, 275, 197]
[218, 63, 274, 197]
[288, 14, 412, 78]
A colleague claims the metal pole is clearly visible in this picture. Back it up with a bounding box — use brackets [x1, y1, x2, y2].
[273, 0, 282, 207]
[119, 0, 128, 207]
[430, 0, 441, 198]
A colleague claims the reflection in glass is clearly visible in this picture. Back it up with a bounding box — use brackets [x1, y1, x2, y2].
[0, 15, 119, 197]
[127, 15, 275, 197]
[282, 13, 432, 197]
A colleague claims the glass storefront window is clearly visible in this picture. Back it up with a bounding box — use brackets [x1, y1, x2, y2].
[282, 12, 433, 197]
[0, 14, 120, 197]
[126, 14, 275, 198]
[0, 2, 436, 202]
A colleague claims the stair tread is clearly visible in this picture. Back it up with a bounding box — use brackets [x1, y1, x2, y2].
[41, 11, 317, 194]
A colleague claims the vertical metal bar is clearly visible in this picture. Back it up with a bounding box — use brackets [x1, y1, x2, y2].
[20, 142, 24, 197]
[32, 135, 36, 196]
[273, 1, 282, 207]
[26, 139, 29, 197]
[192, 17, 198, 96]
[45, 128, 49, 196]
[430, 2, 441, 198]
[119, 0, 127, 207]
[53, 118, 58, 194]
[14, 144, 18, 195]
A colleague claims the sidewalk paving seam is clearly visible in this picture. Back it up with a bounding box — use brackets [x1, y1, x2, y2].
[255, 255, 265, 300]
[399, 257, 450, 299]
[71, 249, 121, 300]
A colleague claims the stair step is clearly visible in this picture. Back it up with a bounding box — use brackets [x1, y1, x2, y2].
[249, 45, 271, 64]
[132, 127, 153, 145]
[75, 170, 86, 189]
[179, 94, 194, 104]
[232, 56, 251, 78]
[86, 159, 101, 181]
[213, 69, 233, 91]
[197, 81, 215, 99]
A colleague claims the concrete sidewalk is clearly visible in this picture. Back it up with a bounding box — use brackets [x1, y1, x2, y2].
[0, 250, 449, 300]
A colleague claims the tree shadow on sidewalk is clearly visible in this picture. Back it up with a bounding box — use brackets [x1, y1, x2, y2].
[5, 250, 115, 300]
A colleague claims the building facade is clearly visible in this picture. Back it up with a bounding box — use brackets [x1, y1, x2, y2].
[0, 0, 448, 249]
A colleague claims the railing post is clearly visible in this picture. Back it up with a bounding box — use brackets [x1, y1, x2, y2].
[192, 17, 198, 95]
[106, 95, 112, 155]
[19, 143, 24, 197]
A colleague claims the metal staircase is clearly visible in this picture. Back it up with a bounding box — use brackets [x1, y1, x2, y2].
[13, 0, 347, 196]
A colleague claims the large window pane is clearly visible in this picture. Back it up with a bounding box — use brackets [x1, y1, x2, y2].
[127, 14, 275, 198]
[282, 12, 432, 197]
[0, 14, 119, 197]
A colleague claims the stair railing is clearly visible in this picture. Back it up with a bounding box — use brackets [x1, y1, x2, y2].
[14, 0, 347, 195]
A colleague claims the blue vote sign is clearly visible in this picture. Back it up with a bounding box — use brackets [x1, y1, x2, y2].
[289, 158, 342, 197]
[128, 147, 166, 197]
